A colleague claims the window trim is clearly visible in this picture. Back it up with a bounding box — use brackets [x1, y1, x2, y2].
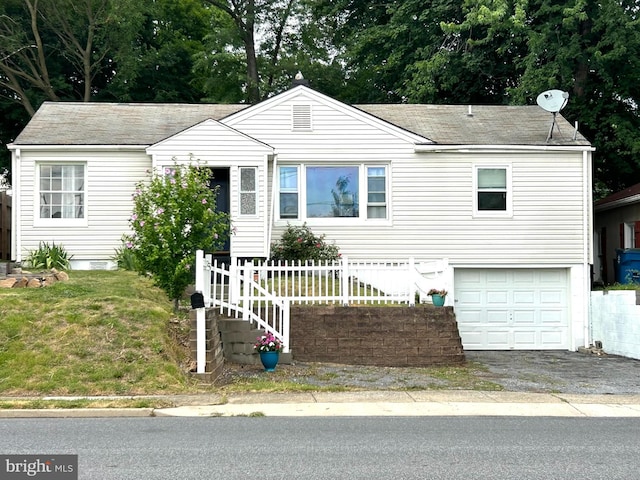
[34, 162, 88, 227]
[473, 164, 512, 217]
[276, 163, 390, 224]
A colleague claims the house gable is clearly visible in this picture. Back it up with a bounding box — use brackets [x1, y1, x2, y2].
[223, 85, 432, 145]
[146, 118, 274, 163]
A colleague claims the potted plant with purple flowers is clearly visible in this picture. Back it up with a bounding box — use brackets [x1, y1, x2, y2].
[254, 332, 284, 371]
[427, 288, 447, 307]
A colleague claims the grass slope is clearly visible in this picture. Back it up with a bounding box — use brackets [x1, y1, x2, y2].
[0, 270, 198, 396]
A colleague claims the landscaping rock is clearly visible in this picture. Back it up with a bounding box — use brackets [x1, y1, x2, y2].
[0, 270, 69, 288]
[26, 278, 42, 288]
[54, 271, 69, 281]
[0, 278, 16, 288]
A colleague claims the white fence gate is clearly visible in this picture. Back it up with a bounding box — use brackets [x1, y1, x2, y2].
[193, 251, 454, 373]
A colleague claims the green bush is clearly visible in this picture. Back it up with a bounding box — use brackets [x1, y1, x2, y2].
[24, 242, 73, 270]
[112, 239, 140, 271]
[270, 223, 340, 263]
[124, 162, 229, 307]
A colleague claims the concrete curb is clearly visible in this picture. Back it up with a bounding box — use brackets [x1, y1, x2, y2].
[1, 392, 640, 418]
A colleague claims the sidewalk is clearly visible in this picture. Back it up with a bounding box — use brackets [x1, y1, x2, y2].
[153, 390, 640, 418]
[3, 390, 639, 418]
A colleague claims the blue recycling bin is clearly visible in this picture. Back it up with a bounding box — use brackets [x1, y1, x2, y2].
[615, 248, 640, 284]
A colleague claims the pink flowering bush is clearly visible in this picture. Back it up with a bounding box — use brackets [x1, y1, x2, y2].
[254, 333, 283, 353]
[270, 223, 340, 263]
[123, 162, 230, 308]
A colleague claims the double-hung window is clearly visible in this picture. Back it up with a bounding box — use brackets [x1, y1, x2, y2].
[475, 166, 511, 215]
[279, 166, 299, 219]
[38, 164, 85, 221]
[277, 164, 388, 221]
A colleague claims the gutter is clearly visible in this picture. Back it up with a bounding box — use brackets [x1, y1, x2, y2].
[594, 194, 640, 212]
[414, 144, 595, 153]
[7, 144, 149, 152]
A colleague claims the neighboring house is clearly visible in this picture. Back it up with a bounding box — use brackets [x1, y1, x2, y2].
[593, 183, 640, 285]
[7, 84, 594, 351]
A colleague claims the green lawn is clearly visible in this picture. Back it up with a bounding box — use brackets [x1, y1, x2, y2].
[0, 270, 200, 396]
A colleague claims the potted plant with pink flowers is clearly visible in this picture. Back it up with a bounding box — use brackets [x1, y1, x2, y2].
[254, 332, 283, 371]
[427, 288, 448, 307]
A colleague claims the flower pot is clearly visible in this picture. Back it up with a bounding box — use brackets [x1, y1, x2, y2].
[431, 294, 446, 307]
[259, 351, 279, 372]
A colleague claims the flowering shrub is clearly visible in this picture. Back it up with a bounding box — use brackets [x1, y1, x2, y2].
[253, 332, 283, 353]
[270, 223, 340, 263]
[124, 162, 229, 308]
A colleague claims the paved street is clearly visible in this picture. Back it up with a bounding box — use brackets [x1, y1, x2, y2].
[2, 417, 639, 479]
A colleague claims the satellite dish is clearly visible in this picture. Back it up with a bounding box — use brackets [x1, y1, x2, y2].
[536, 89, 569, 113]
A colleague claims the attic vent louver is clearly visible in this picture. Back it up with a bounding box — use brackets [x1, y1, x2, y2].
[292, 104, 312, 131]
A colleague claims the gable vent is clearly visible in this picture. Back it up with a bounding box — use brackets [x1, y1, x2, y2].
[292, 104, 312, 131]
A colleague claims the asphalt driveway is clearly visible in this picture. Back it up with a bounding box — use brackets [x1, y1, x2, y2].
[221, 350, 640, 395]
[465, 350, 640, 395]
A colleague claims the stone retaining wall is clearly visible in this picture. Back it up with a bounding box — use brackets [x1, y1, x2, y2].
[289, 305, 465, 367]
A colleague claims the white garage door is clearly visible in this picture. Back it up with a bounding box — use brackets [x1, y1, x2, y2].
[455, 268, 569, 350]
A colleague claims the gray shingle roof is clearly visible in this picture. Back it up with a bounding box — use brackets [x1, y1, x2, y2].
[12, 100, 590, 147]
[357, 104, 590, 146]
[13, 102, 248, 146]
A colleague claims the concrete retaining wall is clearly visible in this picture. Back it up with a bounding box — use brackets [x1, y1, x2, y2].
[591, 290, 640, 360]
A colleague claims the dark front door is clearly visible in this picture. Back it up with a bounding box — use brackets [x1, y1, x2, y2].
[209, 168, 230, 259]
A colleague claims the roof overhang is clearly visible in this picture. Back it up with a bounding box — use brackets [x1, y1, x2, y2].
[594, 195, 640, 212]
[414, 144, 595, 153]
[7, 143, 148, 151]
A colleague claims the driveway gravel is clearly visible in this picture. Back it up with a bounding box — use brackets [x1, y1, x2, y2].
[220, 350, 640, 395]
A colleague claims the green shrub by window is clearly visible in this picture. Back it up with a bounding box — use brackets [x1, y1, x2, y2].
[270, 223, 340, 263]
[24, 242, 73, 270]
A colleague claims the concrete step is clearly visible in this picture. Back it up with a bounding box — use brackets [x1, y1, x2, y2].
[218, 318, 258, 332]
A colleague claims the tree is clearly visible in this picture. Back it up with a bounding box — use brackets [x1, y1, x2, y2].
[0, 0, 141, 114]
[125, 164, 230, 309]
[101, 0, 211, 103]
[439, 0, 640, 196]
[201, 0, 310, 102]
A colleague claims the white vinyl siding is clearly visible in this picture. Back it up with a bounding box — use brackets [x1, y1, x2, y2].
[231, 91, 588, 265]
[18, 150, 149, 265]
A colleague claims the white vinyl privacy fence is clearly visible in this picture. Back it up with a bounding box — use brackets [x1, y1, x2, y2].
[193, 251, 454, 373]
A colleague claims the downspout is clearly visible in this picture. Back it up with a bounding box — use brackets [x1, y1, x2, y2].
[11, 148, 20, 262]
[583, 149, 593, 348]
[266, 153, 278, 258]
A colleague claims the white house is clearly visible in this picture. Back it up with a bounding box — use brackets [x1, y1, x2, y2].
[7, 84, 594, 351]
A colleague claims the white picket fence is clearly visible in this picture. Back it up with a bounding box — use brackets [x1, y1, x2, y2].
[193, 250, 454, 373]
